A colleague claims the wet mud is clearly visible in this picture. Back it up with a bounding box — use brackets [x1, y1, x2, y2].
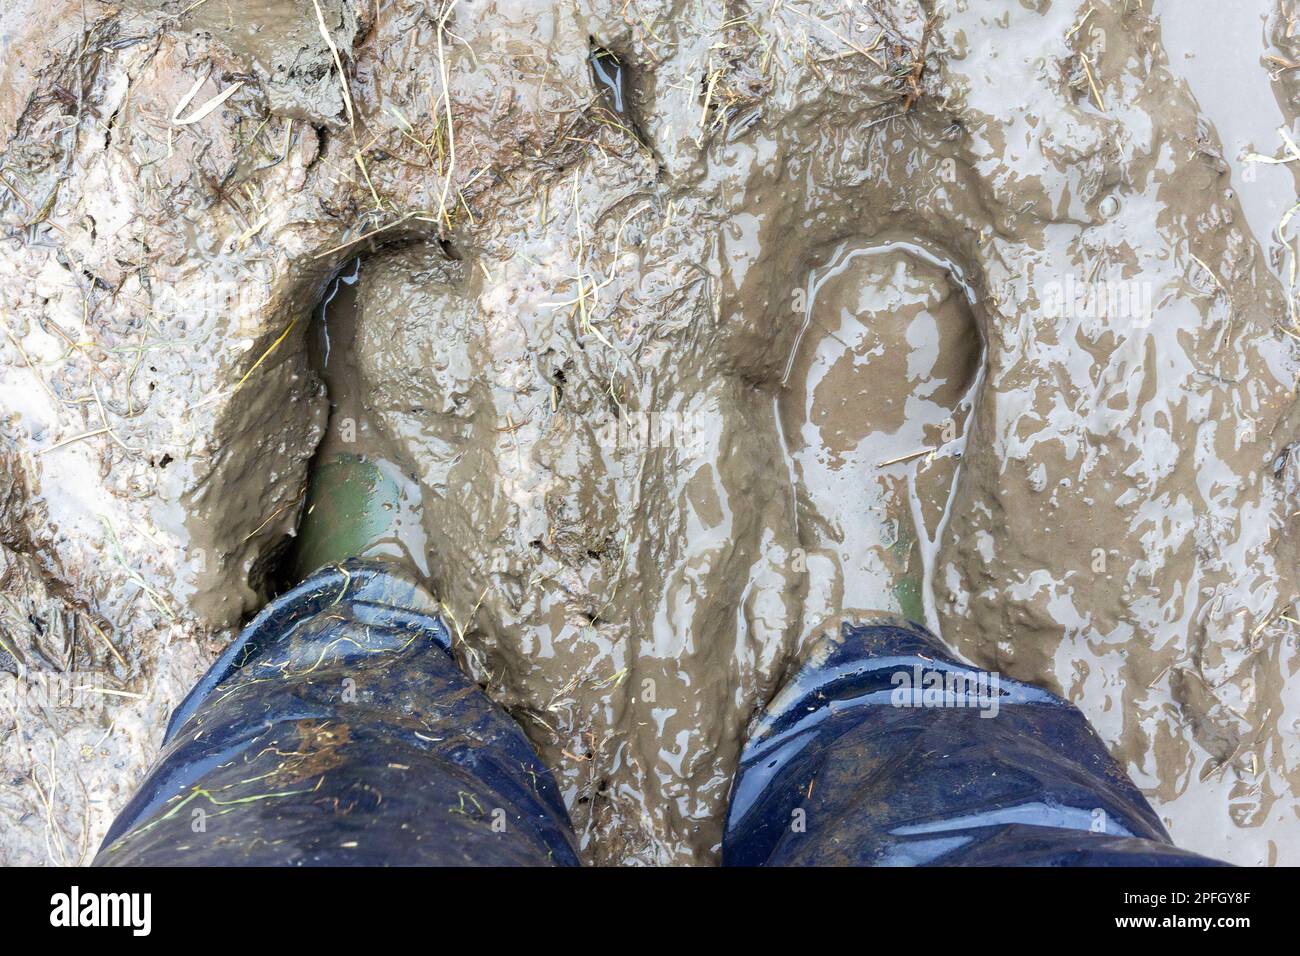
[0, 0, 1298, 865]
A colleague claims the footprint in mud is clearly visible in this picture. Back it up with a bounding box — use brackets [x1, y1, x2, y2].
[780, 243, 983, 635]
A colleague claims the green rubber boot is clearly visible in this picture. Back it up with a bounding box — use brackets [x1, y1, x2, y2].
[292, 454, 402, 581]
[887, 521, 926, 624]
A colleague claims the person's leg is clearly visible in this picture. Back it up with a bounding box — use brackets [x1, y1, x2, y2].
[94, 560, 579, 866]
[722, 618, 1222, 866]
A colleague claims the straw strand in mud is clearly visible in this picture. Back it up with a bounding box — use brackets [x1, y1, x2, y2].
[438, 585, 491, 682]
[98, 516, 175, 622]
[786, 7, 885, 68]
[434, 0, 461, 231]
[311, 0, 355, 130]
[171, 76, 244, 126]
[310, 210, 439, 261]
[231, 317, 297, 393]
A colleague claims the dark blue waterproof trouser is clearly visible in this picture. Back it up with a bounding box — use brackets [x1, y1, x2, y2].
[95, 561, 1220, 866]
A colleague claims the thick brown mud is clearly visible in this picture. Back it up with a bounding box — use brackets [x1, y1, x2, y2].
[0, 0, 1298, 865]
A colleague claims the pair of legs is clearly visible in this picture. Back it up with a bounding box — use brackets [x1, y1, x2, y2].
[95, 552, 1218, 866]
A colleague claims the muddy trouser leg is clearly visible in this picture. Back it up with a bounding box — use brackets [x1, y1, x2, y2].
[94, 560, 580, 866]
[722, 620, 1224, 866]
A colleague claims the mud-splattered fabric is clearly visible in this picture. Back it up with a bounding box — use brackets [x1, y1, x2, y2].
[98, 564, 1221, 866]
[94, 561, 579, 866]
[724, 620, 1224, 867]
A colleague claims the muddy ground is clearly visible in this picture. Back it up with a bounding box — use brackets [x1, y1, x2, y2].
[0, 0, 1298, 866]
